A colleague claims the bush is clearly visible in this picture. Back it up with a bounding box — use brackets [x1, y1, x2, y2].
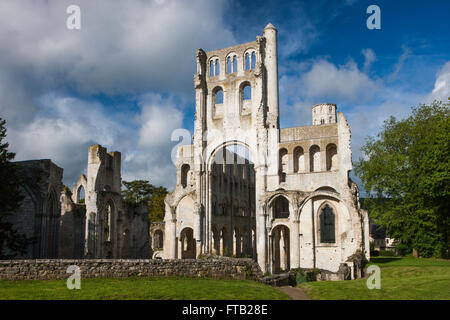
[295, 269, 319, 284]
[371, 250, 380, 256]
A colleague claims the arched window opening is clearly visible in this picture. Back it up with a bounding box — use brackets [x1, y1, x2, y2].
[326, 144, 338, 171]
[309, 145, 320, 172]
[245, 52, 250, 70]
[271, 225, 290, 273]
[215, 59, 220, 76]
[76, 185, 85, 203]
[293, 146, 305, 173]
[273, 196, 290, 219]
[251, 51, 256, 69]
[320, 119, 325, 125]
[181, 164, 190, 188]
[319, 204, 335, 243]
[180, 227, 196, 259]
[243, 85, 251, 100]
[209, 60, 214, 77]
[227, 56, 232, 74]
[233, 56, 237, 73]
[215, 88, 223, 104]
[279, 148, 288, 182]
[153, 230, 164, 249]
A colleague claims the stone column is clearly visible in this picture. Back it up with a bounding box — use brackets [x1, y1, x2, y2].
[280, 229, 286, 271]
[291, 219, 300, 269]
[263, 23, 279, 117]
[170, 219, 177, 259]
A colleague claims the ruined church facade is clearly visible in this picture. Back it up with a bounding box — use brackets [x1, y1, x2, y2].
[10, 145, 150, 260]
[164, 24, 370, 274]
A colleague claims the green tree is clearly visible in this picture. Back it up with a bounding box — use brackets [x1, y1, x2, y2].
[355, 100, 450, 258]
[0, 118, 33, 259]
[148, 187, 168, 222]
[122, 180, 168, 222]
[122, 180, 154, 203]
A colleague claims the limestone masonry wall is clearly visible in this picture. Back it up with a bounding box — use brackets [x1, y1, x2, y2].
[0, 258, 262, 281]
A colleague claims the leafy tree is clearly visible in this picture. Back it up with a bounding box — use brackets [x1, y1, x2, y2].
[122, 180, 168, 222]
[148, 187, 168, 222]
[122, 180, 154, 204]
[355, 100, 449, 258]
[0, 118, 33, 259]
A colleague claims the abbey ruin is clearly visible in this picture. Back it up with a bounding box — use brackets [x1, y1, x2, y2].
[163, 24, 370, 275]
[6, 24, 369, 278]
[9, 145, 150, 260]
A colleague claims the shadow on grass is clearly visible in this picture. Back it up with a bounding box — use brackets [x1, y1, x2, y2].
[370, 257, 401, 264]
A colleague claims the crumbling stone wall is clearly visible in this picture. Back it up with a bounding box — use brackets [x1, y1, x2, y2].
[0, 258, 262, 281]
[8, 159, 63, 259]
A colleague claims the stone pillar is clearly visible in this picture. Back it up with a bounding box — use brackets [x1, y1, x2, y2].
[291, 219, 300, 269]
[263, 23, 279, 117]
[280, 229, 286, 271]
[170, 219, 177, 259]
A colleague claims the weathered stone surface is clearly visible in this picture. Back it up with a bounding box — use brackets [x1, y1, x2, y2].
[0, 258, 262, 281]
[163, 23, 370, 277]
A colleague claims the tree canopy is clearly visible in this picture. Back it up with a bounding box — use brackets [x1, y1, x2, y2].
[122, 180, 168, 222]
[0, 118, 33, 258]
[355, 100, 449, 258]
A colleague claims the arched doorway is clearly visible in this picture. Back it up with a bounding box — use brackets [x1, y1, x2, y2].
[271, 225, 290, 273]
[208, 143, 255, 257]
[180, 227, 196, 259]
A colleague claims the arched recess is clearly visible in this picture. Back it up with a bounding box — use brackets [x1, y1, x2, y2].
[181, 164, 190, 188]
[309, 145, 320, 172]
[270, 195, 290, 219]
[326, 143, 338, 171]
[42, 188, 59, 258]
[317, 202, 337, 244]
[279, 148, 288, 183]
[293, 146, 305, 173]
[271, 225, 290, 273]
[212, 86, 224, 118]
[206, 141, 256, 258]
[239, 81, 252, 114]
[180, 227, 196, 259]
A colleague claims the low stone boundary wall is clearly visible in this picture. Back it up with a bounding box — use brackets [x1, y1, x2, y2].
[0, 258, 263, 281]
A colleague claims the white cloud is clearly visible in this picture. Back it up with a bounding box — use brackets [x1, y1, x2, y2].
[0, 0, 231, 190]
[138, 94, 184, 149]
[0, 0, 234, 96]
[389, 45, 412, 82]
[362, 48, 376, 72]
[430, 61, 450, 102]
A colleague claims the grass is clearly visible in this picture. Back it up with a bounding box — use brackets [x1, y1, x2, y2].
[0, 276, 290, 300]
[299, 255, 450, 300]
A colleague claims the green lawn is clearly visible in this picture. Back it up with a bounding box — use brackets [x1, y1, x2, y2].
[0, 277, 290, 300]
[299, 256, 450, 300]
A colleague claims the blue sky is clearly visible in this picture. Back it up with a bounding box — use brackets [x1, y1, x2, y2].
[1, 0, 449, 191]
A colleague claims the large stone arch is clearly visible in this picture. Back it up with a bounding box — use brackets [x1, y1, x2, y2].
[72, 174, 87, 204]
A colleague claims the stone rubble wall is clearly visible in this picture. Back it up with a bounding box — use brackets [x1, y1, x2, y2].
[0, 258, 262, 281]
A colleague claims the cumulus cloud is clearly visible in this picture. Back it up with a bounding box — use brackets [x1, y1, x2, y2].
[430, 61, 450, 102]
[8, 94, 134, 183]
[138, 94, 184, 149]
[279, 58, 381, 123]
[0, 0, 234, 97]
[0, 0, 234, 189]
